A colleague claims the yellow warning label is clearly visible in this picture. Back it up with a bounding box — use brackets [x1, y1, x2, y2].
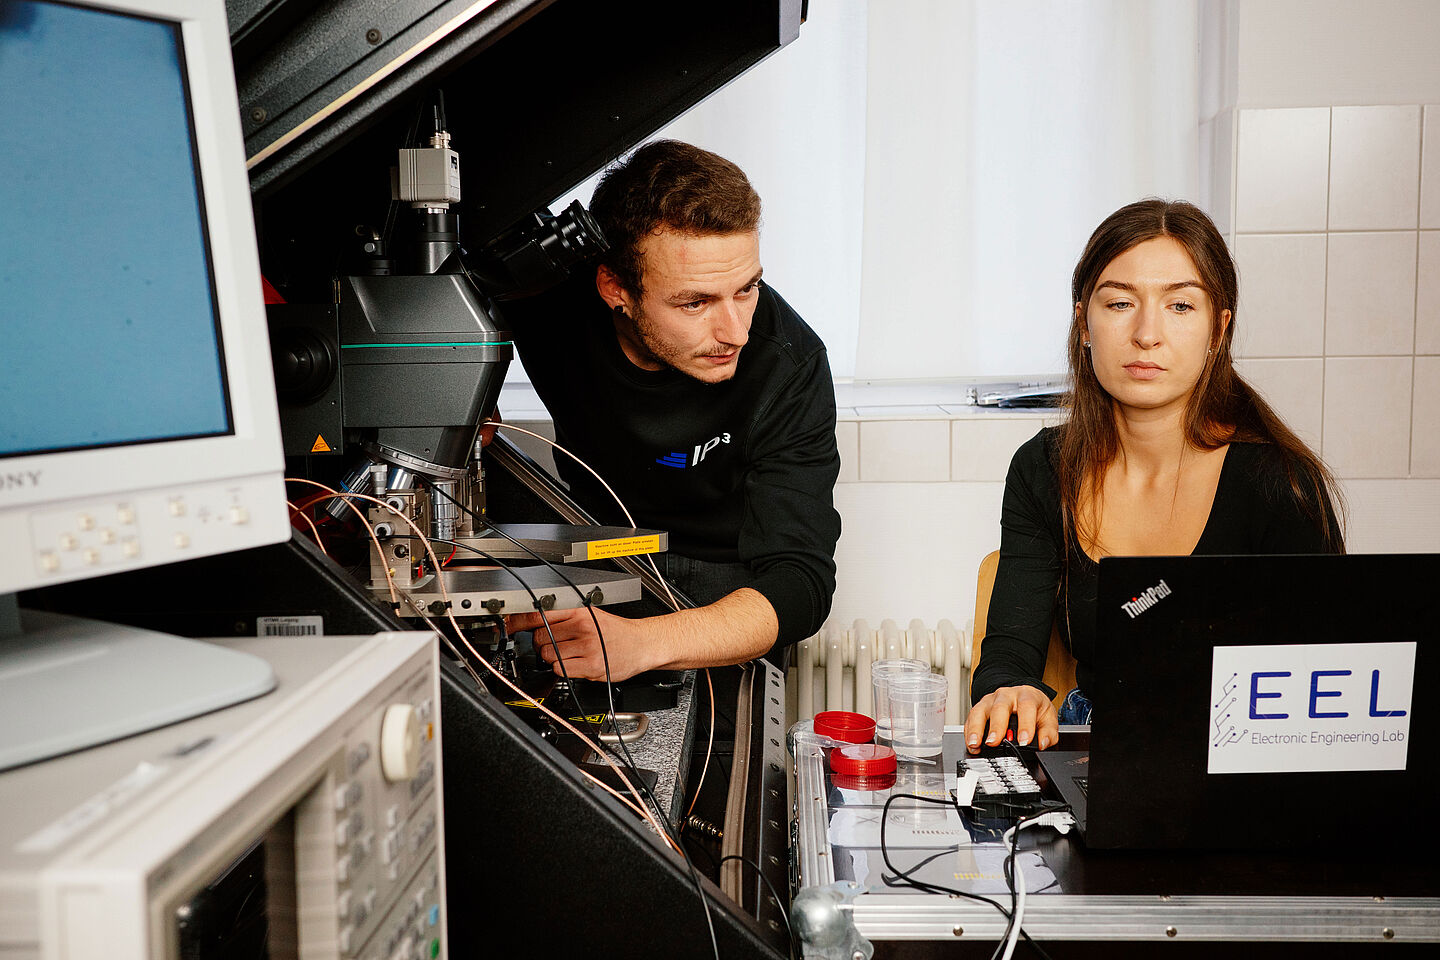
[586, 534, 661, 560]
[310, 434, 331, 453]
[502, 701, 605, 725]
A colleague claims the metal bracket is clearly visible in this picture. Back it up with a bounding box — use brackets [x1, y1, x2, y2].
[597, 712, 649, 744]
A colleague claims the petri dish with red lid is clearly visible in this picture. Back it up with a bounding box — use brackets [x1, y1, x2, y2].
[813, 710, 876, 744]
[829, 743, 897, 792]
[830, 742, 897, 776]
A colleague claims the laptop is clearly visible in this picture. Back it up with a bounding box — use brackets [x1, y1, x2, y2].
[1037, 553, 1440, 850]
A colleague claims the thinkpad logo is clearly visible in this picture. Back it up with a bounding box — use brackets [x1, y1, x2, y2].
[1121, 579, 1172, 619]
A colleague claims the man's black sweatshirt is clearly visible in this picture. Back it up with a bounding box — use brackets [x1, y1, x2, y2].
[501, 276, 841, 647]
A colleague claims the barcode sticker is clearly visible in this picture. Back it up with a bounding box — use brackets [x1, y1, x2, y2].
[257, 615, 324, 637]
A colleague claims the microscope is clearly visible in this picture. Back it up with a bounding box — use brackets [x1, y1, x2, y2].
[267, 99, 666, 683]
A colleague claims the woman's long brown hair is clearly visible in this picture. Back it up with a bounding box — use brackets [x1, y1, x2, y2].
[1059, 198, 1344, 556]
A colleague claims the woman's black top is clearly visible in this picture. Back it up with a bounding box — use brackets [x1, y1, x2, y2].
[970, 427, 1343, 702]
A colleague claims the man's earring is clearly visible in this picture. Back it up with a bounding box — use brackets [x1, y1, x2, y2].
[613, 304, 627, 320]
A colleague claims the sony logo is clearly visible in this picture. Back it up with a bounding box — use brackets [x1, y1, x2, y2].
[1, 470, 42, 491]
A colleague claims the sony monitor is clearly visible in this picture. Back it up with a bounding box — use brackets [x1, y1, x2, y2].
[0, 0, 290, 770]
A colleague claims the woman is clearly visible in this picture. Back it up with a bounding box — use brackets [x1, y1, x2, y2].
[964, 199, 1343, 755]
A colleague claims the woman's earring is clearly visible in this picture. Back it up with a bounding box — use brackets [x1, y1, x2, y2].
[1082, 340, 1091, 349]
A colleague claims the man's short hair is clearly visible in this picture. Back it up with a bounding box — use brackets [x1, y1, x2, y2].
[589, 140, 762, 297]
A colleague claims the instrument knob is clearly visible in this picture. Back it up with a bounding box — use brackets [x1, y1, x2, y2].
[379, 703, 422, 782]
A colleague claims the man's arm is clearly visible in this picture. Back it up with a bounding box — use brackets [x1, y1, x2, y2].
[735, 339, 842, 645]
[504, 587, 777, 681]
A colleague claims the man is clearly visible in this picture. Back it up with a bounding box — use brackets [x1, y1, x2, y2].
[501, 140, 841, 681]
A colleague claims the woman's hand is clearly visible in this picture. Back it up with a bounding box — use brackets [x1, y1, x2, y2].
[963, 685, 1058, 754]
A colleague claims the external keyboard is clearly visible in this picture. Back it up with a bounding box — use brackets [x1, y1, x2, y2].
[956, 753, 1042, 804]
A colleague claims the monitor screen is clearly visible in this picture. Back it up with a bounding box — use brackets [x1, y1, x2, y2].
[0, 0, 290, 770]
[0, 0, 287, 598]
[0, 0, 231, 456]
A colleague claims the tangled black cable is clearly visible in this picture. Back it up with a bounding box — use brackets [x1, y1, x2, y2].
[419, 479, 722, 960]
[876, 791, 1058, 960]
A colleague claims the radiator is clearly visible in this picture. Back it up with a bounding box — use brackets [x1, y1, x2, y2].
[790, 618, 971, 726]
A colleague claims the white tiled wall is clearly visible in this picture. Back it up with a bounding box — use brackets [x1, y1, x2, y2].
[1234, 107, 1330, 232]
[1419, 107, 1440, 229]
[1232, 233, 1326, 356]
[1418, 231, 1440, 353]
[1229, 102, 1440, 551]
[950, 417, 1046, 482]
[1321, 357, 1413, 478]
[1324, 231, 1417, 356]
[853, 418, 951, 483]
[1232, 357, 1324, 449]
[1341, 479, 1440, 553]
[1413, 357, 1440, 476]
[830, 410, 1054, 630]
[1327, 106, 1420, 231]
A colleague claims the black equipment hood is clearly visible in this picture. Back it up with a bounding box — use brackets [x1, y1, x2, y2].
[231, 0, 804, 293]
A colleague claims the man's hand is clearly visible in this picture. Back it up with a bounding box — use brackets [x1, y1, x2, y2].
[963, 685, 1058, 754]
[505, 605, 658, 682]
[503, 587, 779, 681]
